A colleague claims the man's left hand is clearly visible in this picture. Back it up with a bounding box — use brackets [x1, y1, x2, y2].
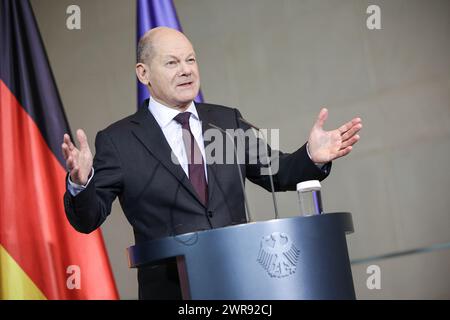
[308, 108, 362, 164]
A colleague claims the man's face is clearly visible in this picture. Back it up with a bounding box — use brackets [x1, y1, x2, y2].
[147, 34, 200, 109]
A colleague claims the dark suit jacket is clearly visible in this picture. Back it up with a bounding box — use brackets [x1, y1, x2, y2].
[64, 100, 331, 299]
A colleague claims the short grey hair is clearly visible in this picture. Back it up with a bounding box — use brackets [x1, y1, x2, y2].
[137, 35, 154, 64]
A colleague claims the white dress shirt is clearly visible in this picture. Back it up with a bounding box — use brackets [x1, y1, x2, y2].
[148, 97, 208, 180]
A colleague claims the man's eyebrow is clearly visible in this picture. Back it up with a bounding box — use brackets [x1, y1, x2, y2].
[162, 53, 195, 60]
[162, 55, 179, 60]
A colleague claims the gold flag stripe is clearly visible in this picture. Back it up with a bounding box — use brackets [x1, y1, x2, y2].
[0, 245, 47, 300]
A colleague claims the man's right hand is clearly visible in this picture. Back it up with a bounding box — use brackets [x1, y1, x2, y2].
[62, 129, 93, 186]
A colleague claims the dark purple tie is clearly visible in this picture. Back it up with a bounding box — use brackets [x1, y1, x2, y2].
[173, 112, 208, 205]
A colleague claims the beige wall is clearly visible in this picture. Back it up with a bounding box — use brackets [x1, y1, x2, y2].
[31, 0, 450, 299]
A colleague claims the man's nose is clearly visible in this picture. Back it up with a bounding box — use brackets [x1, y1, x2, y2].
[178, 61, 192, 77]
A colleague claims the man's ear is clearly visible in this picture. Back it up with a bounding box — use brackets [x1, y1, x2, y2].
[136, 63, 150, 86]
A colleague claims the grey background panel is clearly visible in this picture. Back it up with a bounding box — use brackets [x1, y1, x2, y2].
[30, 0, 450, 299]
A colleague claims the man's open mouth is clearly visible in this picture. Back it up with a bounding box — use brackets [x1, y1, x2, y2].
[177, 82, 193, 87]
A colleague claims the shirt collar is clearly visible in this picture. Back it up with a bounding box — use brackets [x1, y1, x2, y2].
[148, 96, 199, 128]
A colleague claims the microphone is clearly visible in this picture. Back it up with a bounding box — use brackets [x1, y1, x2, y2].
[237, 117, 279, 220]
[207, 122, 252, 223]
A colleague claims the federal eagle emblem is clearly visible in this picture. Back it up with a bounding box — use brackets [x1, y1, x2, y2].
[257, 232, 300, 278]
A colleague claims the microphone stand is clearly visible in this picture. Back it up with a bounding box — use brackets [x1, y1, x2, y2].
[238, 117, 279, 220]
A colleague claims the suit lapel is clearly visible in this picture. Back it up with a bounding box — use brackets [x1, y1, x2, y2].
[130, 104, 205, 207]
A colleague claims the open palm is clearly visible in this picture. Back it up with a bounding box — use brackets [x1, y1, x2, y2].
[308, 108, 362, 164]
[61, 129, 93, 185]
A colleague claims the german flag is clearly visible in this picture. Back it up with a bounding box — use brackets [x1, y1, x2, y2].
[0, 0, 118, 299]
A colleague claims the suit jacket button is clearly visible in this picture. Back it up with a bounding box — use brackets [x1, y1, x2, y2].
[208, 210, 213, 218]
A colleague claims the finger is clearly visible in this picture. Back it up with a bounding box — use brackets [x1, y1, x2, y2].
[341, 123, 362, 141]
[335, 146, 352, 159]
[76, 129, 90, 151]
[63, 134, 74, 150]
[61, 143, 70, 160]
[314, 108, 328, 129]
[341, 135, 360, 149]
[66, 135, 76, 151]
[338, 117, 362, 135]
[63, 133, 71, 143]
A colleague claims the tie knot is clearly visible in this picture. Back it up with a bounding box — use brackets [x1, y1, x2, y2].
[174, 112, 192, 126]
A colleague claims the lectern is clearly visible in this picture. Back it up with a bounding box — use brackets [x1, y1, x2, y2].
[127, 212, 355, 299]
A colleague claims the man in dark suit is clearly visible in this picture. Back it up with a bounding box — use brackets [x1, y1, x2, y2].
[62, 27, 362, 299]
